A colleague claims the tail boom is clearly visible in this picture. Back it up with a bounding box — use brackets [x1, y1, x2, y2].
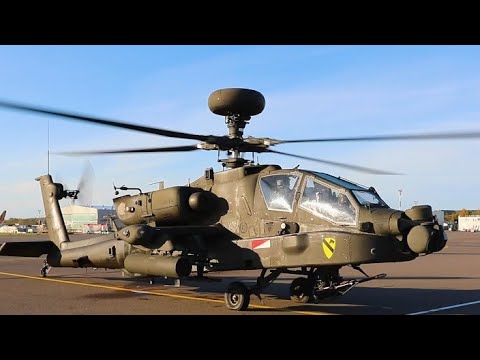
[36, 175, 70, 249]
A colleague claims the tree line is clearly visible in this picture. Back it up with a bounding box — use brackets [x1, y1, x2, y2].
[444, 210, 480, 222]
[4, 218, 45, 226]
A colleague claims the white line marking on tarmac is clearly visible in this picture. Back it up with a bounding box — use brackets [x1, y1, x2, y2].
[407, 300, 480, 315]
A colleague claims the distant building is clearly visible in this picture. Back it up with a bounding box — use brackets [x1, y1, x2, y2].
[0, 225, 18, 234]
[61, 205, 116, 233]
[434, 210, 458, 230]
[458, 216, 480, 232]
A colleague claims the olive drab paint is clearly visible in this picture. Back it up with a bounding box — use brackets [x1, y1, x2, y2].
[0, 88, 450, 311]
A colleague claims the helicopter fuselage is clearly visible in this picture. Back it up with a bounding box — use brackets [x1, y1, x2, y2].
[106, 164, 446, 274]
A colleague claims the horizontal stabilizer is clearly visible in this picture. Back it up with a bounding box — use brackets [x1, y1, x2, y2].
[0, 241, 56, 257]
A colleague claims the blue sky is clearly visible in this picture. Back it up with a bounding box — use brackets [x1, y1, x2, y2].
[1, 45, 480, 218]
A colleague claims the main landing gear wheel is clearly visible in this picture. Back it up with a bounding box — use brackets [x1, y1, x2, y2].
[289, 277, 313, 303]
[224, 281, 251, 311]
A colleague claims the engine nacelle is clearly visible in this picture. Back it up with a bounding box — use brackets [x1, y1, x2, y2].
[113, 186, 217, 226]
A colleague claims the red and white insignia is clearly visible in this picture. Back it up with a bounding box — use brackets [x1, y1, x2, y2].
[252, 239, 271, 250]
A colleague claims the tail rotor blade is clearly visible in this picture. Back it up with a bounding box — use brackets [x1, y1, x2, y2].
[77, 160, 95, 206]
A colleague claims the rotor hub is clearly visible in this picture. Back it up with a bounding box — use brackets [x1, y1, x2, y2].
[207, 88, 266, 168]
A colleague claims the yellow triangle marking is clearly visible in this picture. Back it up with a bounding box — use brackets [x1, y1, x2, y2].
[322, 237, 336, 259]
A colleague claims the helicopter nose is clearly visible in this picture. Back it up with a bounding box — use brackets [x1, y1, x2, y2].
[399, 204, 447, 254]
[406, 224, 448, 254]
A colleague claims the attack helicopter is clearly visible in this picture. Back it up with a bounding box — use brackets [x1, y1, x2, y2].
[2, 87, 472, 311]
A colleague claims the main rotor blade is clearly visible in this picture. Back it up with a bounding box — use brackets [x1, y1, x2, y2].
[266, 149, 401, 175]
[276, 130, 480, 144]
[0, 100, 211, 142]
[54, 145, 200, 156]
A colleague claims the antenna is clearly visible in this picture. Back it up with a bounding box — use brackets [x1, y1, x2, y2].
[47, 118, 50, 174]
[398, 189, 403, 210]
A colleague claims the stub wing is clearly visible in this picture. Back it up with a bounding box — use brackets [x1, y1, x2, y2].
[115, 224, 229, 247]
[155, 225, 225, 236]
[0, 241, 56, 257]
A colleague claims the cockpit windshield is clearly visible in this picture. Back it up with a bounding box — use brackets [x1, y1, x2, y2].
[310, 171, 389, 208]
[300, 177, 357, 225]
[259, 173, 301, 212]
[351, 190, 388, 207]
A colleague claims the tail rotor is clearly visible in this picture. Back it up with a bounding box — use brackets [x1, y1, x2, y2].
[75, 160, 95, 206]
[54, 160, 95, 206]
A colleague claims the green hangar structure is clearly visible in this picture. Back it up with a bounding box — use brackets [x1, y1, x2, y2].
[61, 205, 116, 233]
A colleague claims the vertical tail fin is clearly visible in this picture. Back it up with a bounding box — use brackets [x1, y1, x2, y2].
[36, 175, 70, 249]
[0, 210, 5, 224]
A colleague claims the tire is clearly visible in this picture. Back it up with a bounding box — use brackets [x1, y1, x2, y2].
[289, 277, 312, 303]
[225, 281, 250, 311]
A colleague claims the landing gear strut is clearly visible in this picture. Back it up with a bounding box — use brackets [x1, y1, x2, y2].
[224, 269, 282, 311]
[289, 267, 387, 304]
[223, 266, 386, 311]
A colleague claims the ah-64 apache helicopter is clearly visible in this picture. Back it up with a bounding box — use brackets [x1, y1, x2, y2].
[2, 87, 473, 311]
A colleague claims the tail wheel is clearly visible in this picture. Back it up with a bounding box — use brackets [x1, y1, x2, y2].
[40, 260, 50, 277]
[225, 281, 250, 311]
[289, 277, 313, 303]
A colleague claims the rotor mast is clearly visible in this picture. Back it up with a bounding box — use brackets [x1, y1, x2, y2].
[223, 114, 251, 168]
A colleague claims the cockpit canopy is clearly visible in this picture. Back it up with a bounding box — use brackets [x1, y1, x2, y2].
[311, 172, 388, 207]
[258, 170, 389, 226]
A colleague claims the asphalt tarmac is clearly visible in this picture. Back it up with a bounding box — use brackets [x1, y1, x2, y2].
[0, 231, 479, 315]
